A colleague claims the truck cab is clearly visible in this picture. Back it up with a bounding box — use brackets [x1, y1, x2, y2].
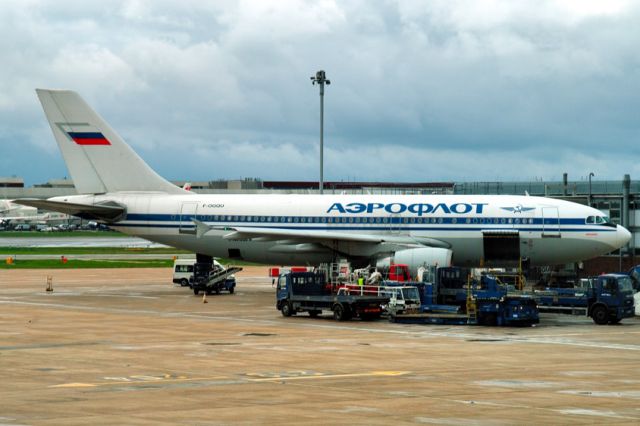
[588, 274, 635, 325]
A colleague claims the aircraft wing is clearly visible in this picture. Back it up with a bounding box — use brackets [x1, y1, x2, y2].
[13, 199, 125, 221]
[193, 220, 450, 249]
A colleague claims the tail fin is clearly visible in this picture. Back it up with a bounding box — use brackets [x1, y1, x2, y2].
[36, 89, 186, 194]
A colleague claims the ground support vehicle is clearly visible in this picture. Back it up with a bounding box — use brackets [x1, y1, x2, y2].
[190, 260, 242, 296]
[389, 272, 539, 326]
[378, 286, 422, 316]
[535, 274, 635, 325]
[276, 272, 389, 321]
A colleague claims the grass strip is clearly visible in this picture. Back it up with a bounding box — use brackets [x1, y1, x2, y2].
[0, 259, 174, 269]
[0, 231, 128, 238]
[0, 247, 190, 255]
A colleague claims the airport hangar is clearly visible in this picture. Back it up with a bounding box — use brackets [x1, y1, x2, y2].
[2, 174, 638, 269]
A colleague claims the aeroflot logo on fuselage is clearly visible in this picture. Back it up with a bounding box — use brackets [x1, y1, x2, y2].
[326, 202, 488, 216]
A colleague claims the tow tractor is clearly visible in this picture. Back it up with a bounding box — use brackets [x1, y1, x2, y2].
[276, 271, 389, 321]
[535, 273, 635, 324]
[189, 255, 242, 296]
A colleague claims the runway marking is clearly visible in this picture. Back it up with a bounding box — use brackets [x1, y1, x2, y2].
[49, 370, 409, 388]
[246, 371, 408, 382]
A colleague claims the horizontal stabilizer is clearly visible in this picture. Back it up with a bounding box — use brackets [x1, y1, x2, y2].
[13, 199, 125, 222]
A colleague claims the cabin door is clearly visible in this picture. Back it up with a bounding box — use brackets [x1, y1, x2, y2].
[179, 202, 198, 234]
[541, 207, 561, 238]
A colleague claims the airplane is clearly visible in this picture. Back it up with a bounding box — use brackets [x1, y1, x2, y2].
[1, 199, 37, 217]
[0, 199, 69, 226]
[14, 89, 631, 272]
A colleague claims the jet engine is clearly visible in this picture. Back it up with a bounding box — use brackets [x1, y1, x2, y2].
[376, 247, 453, 278]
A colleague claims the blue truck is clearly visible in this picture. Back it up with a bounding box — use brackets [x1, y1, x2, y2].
[276, 271, 388, 321]
[535, 273, 635, 325]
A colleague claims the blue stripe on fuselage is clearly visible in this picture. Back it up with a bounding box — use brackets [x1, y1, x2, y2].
[123, 213, 589, 226]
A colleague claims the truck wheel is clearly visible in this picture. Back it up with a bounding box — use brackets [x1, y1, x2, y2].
[215, 287, 220, 294]
[609, 317, 621, 325]
[591, 306, 608, 325]
[309, 310, 320, 318]
[333, 304, 345, 321]
[281, 302, 293, 317]
[180, 279, 189, 287]
[193, 288, 199, 296]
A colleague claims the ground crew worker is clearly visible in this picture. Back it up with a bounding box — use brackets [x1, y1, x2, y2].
[367, 268, 382, 285]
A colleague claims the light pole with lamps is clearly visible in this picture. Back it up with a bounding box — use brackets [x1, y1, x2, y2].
[311, 70, 330, 194]
[588, 172, 594, 206]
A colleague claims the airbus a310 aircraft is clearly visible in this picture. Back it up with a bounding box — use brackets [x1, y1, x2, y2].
[16, 89, 631, 272]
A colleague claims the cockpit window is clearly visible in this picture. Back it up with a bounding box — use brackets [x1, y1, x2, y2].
[586, 216, 612, 225]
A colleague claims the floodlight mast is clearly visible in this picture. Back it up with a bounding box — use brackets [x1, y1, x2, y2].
[311, 70, 330, 194]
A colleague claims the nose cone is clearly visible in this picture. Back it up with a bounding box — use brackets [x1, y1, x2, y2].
[617, 225, 632, 249]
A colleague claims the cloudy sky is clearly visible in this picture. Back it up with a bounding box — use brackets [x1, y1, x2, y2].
[0, 0, 639, 186]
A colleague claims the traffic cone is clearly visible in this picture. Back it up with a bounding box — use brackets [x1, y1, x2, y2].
[202, 292, 208, 303]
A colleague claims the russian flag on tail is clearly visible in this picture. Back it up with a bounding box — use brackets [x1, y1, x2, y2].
[67, 131, 111, 145]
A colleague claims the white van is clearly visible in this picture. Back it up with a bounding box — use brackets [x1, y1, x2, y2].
[173, 259, 196, 286]
[172, 258, 233, 286]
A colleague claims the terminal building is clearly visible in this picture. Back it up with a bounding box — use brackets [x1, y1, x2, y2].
[2, 174, 638, 258]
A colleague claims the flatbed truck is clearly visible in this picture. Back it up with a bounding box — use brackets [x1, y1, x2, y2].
[276, 272, 389, 321]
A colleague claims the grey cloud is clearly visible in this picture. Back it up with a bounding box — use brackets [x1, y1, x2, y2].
[0, 0, 638, 185]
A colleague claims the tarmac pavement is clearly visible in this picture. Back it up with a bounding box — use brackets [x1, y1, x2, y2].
[0, 267, 639, 424]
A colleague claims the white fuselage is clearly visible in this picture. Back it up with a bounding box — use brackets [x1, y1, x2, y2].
[53, 193, 631, 267]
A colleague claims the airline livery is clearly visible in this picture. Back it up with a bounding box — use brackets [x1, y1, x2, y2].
[16, 90, 631, 272]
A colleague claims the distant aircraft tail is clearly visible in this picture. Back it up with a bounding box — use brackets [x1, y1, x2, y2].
[36, 89, 186, 194]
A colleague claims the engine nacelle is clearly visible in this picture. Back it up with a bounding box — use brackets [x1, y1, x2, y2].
[376, 247, 453, 277]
